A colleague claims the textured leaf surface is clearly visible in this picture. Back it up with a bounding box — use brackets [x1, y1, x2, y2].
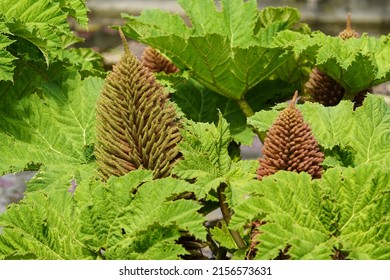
[0, 34, 16, 82]
[173, 115, 233, 193]
[0, 170, 207, 260]
[274, 31, 390, 93]
[0, 0, 88, 65]
[230, 163, 389, 259]
[122, 2, 301, 99]
[77, 170, 206, 259]
[0, 190, 95, 260]
[210, 221, 238, 250]
[0, 72, 104, 191]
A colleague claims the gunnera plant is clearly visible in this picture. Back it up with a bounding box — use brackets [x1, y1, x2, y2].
[95, 30, 182, 181]
[257, 91, 324, 180]
[305, 13, 366, 107]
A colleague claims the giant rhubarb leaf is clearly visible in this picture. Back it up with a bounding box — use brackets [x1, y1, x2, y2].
[0, 71, 104, 191]
[274, 31, 390, 94]
[230, 163, 390, 260]
[0, 189, 95, 260]
[0, 170, 206, 260]
[0, 0, 89, 66]
[121, 0, 303, 100]
[76, 170, 206, 260]
[173, 114, 233, 193]
[0, 31, 16, 82]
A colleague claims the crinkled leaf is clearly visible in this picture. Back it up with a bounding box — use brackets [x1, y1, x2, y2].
[319, 164, 390, 260]
[0, 72, 104, 191]
[231, 171, 333, 260]
[275, 31, 390, 94]
[259, 7, 301, 29]
[301, 95, 390, 167]
[0, 190, 95, 260]
[121, 1, 301, 99]
[230, 163, 390, 260]
[120, 224, 186, 260]
[0, 34, 16, 82]
[173, 114, 232, 193]
[54, 0, 89, 28]
[0, 0, 88, 65]
[210, 221, 238, 250]
[60, 48, 105, 78]
[77, 171, 206, 259]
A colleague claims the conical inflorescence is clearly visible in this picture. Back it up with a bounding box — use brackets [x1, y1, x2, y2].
[304, 13, 362, 107]
[257, 92, 324, 180]
[305, 67, 345, 106]
[95, 31, 182, 181]
[141, 46, 180, 74]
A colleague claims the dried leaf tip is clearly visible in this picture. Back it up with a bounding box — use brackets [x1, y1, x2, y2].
[257, 92, 324, 180]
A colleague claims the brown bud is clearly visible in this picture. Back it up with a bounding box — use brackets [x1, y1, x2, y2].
[304, 67, 345, 106]
[142, 46, 180, 74]
[338, 13, 360, 40]
[305, 13, 362, 106]
[257, 92, 324, 180]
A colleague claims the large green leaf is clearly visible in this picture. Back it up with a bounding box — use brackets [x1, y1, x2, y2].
[0, 33, 16, 82]
[0, 190, 95, 260]
[0, 72, 104, 191]
[0, 170, 207, 260]
[320, 165, 390, 260]
[173, 114, 258, 203]
[0, 0, 89, 66]
[76, 170, 206, 260]
[173, 114, 233, 193]
[274, 31, 390, 94]
[54, 0, 89, 28]
[230, 163, 390, 260]
[121, 1, 302, 100]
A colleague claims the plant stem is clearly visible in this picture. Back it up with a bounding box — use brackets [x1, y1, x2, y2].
[217, 184, 247, 250]
[236, 97, 266, 142]
[236, 97, 255, 117]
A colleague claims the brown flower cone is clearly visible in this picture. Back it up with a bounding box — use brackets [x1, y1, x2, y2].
[142, 46, 180, 74]
[95, 30, 182, 181]
[338, 13, 360, 39]
[257, 92, 324, 180]
[305, 13, 360, 106]
[304, 67, 345, 106]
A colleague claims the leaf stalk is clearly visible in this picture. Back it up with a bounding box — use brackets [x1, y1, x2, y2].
[217, 183, 247, 250]
[236, 97, 255, 117]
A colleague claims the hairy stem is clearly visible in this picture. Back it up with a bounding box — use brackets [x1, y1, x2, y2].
[217, 184, 247, 250]
[236, 97, 255, 117]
